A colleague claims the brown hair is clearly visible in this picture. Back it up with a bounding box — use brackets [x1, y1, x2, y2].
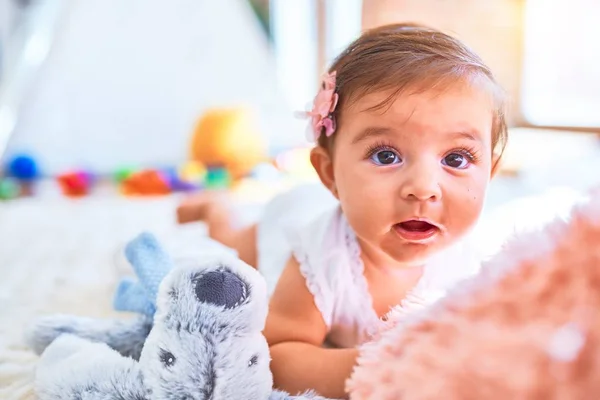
[317, 23, 508, 169]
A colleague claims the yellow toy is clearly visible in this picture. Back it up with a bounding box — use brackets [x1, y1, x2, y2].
[190, 107, 267, 180]
[179, 161, 207, 184]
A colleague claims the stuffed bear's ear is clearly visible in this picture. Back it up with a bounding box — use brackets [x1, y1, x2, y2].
[125, 232, 173, 299]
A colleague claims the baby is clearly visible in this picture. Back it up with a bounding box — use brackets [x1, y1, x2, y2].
[178, 23, 508, 398]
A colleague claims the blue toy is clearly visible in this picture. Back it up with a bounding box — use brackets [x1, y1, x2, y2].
[112, 232, 173, 316]
[6, 153, 39, 181]
[24, 232, 335, 400]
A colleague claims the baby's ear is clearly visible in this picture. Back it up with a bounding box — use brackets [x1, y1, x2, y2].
[154, 254, 268, 335]
[310, 146, 337, 199]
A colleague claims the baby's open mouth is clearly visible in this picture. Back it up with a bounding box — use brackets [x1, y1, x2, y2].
[398, 220, 435, 232]
[394, 220, 439, 242]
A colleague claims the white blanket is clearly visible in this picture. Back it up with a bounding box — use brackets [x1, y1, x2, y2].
[0, 193, 223, 400]
[0, 184, 586, 399]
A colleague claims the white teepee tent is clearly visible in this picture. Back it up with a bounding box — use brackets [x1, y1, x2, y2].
[4, 0, 304, 174]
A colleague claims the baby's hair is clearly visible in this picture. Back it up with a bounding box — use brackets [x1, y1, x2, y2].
[318, 23, 508, 170]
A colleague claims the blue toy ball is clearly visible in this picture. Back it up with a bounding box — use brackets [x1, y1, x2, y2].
[6, 154, 39, 181]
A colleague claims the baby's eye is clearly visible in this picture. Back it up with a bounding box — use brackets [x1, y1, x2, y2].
[442, 153, 469, 169]
[370, 150, 401, 166]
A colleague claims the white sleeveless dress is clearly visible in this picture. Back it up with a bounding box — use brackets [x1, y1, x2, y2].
[256, 183, 483, 348]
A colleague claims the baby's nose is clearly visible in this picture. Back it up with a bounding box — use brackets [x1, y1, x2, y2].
[400, 164, 442, 201]
[194, 269, 248, 309]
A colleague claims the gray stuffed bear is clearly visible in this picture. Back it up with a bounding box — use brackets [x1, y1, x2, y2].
[25, 239, 334, 400]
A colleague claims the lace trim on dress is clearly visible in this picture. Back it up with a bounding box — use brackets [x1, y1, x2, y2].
[290, 233, 333, 327]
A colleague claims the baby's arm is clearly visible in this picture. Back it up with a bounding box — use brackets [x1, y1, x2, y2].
[264, 257, 358, 399]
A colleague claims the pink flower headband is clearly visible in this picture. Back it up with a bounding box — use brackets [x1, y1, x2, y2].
[297, 71, 339, 142]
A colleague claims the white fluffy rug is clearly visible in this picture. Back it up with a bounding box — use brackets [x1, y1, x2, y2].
[0, 183, 585, 399]
[0, 192, 219, 400]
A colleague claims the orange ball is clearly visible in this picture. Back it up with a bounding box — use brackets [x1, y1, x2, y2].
[189, 107, 267, 179]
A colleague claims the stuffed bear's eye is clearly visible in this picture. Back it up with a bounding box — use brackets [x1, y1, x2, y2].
[248, 355, 258, 367]
[160, 349, 176, 367]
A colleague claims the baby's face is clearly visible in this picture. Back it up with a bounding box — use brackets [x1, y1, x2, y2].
[331, 83, 494, 267]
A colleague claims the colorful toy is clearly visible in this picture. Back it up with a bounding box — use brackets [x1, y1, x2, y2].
[5, 153, 39, 181]
[190, 107, 267, 180]
[161, 167, 199, 192]
[347, 189, 600, 399]
[179, 161, 207, 183]
[120, 169, 171, 196]
[113, 166, 137, 183]
[205, 166, 231, 189]
[57, 171, 94, 197]
[0, 177, 21, 200]
[25, 233, 334, 400]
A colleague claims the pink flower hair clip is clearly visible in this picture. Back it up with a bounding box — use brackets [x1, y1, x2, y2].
[297, 71, 339, 142]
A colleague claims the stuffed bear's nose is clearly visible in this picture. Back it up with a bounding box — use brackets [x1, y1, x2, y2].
[194, 270, 247, 309]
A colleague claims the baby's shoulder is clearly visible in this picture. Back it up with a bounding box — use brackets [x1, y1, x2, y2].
[287, 207, 358, 328]
[289, 206, 350, 263]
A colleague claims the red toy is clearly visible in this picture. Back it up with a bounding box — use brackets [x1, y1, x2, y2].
[57, 171, 93, 197]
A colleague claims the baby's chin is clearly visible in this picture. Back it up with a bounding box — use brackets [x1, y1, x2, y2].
[380, 233, 452, 268]
[387, 251, 433, 269]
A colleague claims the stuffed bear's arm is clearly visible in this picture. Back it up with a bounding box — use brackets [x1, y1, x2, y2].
[113, 278, 156, 316]
[25, 314, 152, 360]
[35, 334, 147, 400]
[125, 232, 173, 300]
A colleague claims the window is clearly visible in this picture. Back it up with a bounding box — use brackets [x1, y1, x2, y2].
[270, 0, 318, 113]
[269, 0, 362, 113]
[325, 0, 362, 66]
[0, 0, 60, 156]
[521, 0, 600, 127]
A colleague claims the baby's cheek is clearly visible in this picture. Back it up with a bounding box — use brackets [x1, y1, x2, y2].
[348, 179, 390, 218]
[346, 186, 394, 238]
[455, 186, 486, 229]
[339, 171, 376, 204]
[462, 171, 489, 204]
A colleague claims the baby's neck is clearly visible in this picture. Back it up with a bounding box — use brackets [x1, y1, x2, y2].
[357, 238, 425, 319]
[356, 236, 425, 277]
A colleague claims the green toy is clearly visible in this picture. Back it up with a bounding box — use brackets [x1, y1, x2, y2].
[0, 178, 21, 200]
[205, 167, 231, 189]
[113, 167, 137, 183]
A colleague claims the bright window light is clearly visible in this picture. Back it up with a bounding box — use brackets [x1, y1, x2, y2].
[521, 0, 600, 127]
